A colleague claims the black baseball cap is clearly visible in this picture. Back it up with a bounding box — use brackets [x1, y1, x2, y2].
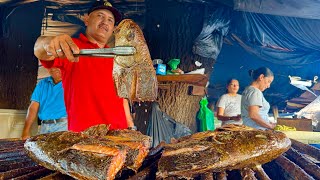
[88, 1, 122, 24]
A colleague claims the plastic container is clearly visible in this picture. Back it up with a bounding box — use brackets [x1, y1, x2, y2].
[152, 59, 163, 65]
[156, 64, 166, 75]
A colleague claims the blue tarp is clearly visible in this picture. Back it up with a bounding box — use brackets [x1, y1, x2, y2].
[209, 41, 320, 107]
[205, 7, 320, 108]
[234, 0, 320, 20]
[231, 12, 320, 65]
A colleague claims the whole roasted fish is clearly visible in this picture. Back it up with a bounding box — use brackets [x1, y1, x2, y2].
[157, 124, 291, 178]
[24, 125, 151, 180]
[113, 19, 157, 101]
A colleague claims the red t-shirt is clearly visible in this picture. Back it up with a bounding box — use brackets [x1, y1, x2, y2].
[40, 34, 128, 132]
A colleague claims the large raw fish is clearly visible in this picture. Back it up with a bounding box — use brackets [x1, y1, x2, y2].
[113, 19, 157, 101]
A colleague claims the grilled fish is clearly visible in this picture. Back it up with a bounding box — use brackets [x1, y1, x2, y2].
[113, 19, 157, 101]
[157, 124, 291, 178]
[24, 125, 150, 180]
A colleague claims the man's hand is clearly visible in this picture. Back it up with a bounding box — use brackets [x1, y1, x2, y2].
[269, 122, 276, 129]
[35, 34, 80, 62]
[21, 132, 30, 140]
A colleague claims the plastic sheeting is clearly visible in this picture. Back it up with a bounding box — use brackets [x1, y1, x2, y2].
[297, 95, 320, 131]
[209, 42, 320, 108]
[146, 102, 192, 148]
[204, 5, 320, 108]
[192, 5, 231, 59]
[231, 12, 320, 65]
[234, 0, 320, 20]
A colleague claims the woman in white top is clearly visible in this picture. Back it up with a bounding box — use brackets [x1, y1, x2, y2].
[217, 79, 242, 126]
[241, 67, 276, 130]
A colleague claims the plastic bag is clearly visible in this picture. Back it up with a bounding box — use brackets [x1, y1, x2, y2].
[197, 97, 215, 131]
[147, 102, 192, 148]
[166, 59, 180, 75]
[167, 59, 180, 70]
[192, 5, 230, 59]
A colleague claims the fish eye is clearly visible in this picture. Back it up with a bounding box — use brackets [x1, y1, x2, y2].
[126, 31, 135, 41]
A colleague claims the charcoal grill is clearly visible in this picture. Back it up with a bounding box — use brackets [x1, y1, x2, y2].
[0, 138, 319, 180]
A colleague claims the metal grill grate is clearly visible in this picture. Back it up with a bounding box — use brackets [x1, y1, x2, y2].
[0, 138, 319, 180]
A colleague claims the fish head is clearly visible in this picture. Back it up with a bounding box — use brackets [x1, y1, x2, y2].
[114, 19, 144, 46]
[114, 19, 151, 68]
[113, 19, 157, 101]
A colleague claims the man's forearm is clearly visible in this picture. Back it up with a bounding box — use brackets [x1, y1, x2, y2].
[34, 36, 55, 61]
[22, 117, 35, 134]
[21, 102, 39, 139]
[250, 114, 272, 129]
[123, 99, 134, 127]
[21, 116, 37, 140]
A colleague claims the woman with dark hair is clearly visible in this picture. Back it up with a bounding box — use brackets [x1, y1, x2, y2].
[217, 78, 242, 126]
[241, 67, 276, 130]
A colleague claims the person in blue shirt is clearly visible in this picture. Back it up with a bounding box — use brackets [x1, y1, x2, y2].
[21, 67, 67, 140]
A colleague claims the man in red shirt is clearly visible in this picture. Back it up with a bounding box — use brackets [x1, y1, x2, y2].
[33, 1, 134, 132]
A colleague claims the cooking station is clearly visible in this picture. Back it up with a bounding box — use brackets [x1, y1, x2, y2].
[0, 137, 319, 179]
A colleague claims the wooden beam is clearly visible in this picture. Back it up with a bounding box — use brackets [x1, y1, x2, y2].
[157, 74, 208, 87]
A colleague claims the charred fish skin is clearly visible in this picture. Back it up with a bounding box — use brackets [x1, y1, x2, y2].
[102, 129, 151, 171]
[24, 131, 127, 180]
[157, 124, 291, 178]
[24, 131, 116, 179]
[24, 131, 87, 172]
[24, 125, 151, 180]
[113, 19, 157, 101]
[58, 143, 127, 180]
[106, 129, 151, 148]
